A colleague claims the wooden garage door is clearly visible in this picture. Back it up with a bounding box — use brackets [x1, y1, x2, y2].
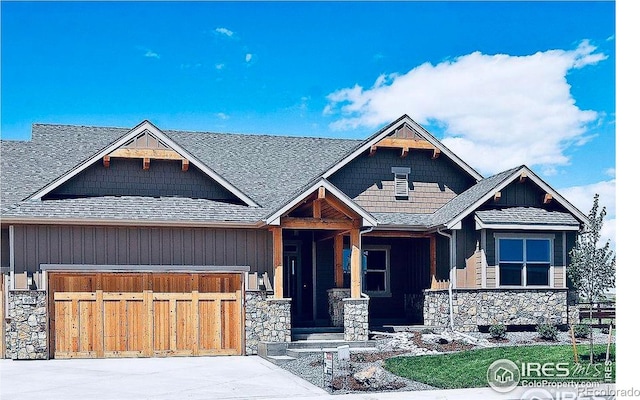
[48, 272, 243, 359]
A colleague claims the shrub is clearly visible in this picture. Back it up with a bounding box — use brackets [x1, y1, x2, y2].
[537, 324, 558, 341]
[489, 324, 507, 340]
[573, 324, 590, 339]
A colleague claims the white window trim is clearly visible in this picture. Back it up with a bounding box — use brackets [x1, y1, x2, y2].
[494, 233, 554, 289]
[363, 245, 391, 297]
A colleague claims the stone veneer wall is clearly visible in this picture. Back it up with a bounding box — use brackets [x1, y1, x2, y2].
[343, 298, 369, 341]
[327, 288, 351, 327]
[423, 289, 570, 332]
[245, 291, 291, 355]
[5, 290, 48, 360]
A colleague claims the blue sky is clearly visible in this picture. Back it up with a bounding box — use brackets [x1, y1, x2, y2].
[1, 1, 618, 246]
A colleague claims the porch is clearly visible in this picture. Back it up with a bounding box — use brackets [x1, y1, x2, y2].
[252, 181, 443, 354]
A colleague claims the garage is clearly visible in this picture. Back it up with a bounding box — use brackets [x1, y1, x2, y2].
[47, 271, 244, 359]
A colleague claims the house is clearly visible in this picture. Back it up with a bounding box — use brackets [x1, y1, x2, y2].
[0, 114, 585, 360]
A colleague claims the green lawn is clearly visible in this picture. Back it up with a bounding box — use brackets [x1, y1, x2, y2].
[384, 344, 615, 389]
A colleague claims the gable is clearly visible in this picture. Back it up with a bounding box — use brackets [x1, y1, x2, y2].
[329, 147, 477, 214]
[27, 121, 259, 207]
[327, 119, 478, 215]
[322, 115, 483, 182]
[46, 157, 241, 202]
[434, 166, 588, 230]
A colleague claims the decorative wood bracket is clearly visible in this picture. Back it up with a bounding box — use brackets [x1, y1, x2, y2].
[519, 172, 527, 183]
[493, 191, 502, 202]
[543, 193, 553, 204]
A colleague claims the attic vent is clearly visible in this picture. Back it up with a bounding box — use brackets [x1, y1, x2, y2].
[391, 167, 411, 198]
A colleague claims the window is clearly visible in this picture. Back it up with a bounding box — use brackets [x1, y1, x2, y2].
[497, 237, 551, 287]
[363, 247, 391, 296]
[391, 167, 410, 198]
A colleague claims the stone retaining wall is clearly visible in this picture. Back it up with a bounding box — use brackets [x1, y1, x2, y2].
[424, 289, 570, 332]
[245, 291, 291, 355]
[343, 298, 369, 341]
[5, 290, 48, 360]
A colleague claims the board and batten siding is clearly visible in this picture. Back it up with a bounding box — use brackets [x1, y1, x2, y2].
[11, 225, 272, 277]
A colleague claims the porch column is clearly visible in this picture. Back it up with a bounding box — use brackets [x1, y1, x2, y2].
[350, 228, 361, 299]
[334, 234, 344, 288]
[272, 227, 284, 299]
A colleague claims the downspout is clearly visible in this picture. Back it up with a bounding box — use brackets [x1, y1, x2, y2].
[359, 226, 375, 300]
[436, 227, 455, 330]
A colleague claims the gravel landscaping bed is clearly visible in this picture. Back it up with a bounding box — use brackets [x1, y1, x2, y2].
[278, 327, 616, 394]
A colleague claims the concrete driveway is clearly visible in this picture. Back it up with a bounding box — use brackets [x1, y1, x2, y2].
[0, 356, 614, 400]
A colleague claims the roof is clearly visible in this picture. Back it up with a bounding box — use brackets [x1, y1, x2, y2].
[1, 117, 586, 230]
[427, 165, 588, 229]
[1, 123, 358, 215]
[475, 207, 580, 230]
[1, 196, 265, 226]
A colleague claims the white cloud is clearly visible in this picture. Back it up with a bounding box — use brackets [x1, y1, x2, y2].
[245, 53, 253, 63]
[143, 50, 160, 59]
[215, 63, 225, 70]
[325, 40, 608, 176]
[215, 27, 234, 37]
[216, 113, 229, 120]
[559, 179, 616, 249]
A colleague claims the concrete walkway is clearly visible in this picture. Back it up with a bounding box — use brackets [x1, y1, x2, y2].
[0, 356, 614, 400]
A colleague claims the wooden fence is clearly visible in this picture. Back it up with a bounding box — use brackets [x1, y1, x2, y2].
[578, 301, 616, 328]
[53, 290, 242, 358]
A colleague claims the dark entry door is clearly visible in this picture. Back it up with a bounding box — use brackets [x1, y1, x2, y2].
[284, 241, 313, 326]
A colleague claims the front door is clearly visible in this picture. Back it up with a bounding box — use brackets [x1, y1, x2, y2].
[284, 241, 313, 326]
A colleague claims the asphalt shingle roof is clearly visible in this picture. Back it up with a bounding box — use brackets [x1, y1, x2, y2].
[1, 123, 358, 222]
[1, 196, 265, 224]
[1, 123, 581, 229]
[475, 207, 580, 227]
[426, 166, 523, 228]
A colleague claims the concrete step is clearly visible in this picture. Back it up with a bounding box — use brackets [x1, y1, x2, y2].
[291, 332, 344, 341]
[288, 339, 376, 350]
[265, 355, 297, 365]
[285, 346, 378, 358]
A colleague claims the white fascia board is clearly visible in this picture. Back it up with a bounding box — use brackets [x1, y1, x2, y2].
[322, 116, 483, 181]
[27, 121, 259, 207]
[474, 215, 580, 231]
[265, 178, 377, 227]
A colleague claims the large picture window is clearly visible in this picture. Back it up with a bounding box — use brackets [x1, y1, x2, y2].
[498, 237, 551, 287]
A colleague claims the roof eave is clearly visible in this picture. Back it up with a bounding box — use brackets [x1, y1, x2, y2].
[0, 216, 265, 229]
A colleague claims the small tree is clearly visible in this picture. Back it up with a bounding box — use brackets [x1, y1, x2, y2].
[568, 193, 616, 364]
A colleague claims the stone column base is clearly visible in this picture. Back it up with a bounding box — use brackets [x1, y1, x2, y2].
[327, 288, 350, 327]
[245, 291, 291, 355]
[6, 290, 48, 360]
[343, 297, 369, 341]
